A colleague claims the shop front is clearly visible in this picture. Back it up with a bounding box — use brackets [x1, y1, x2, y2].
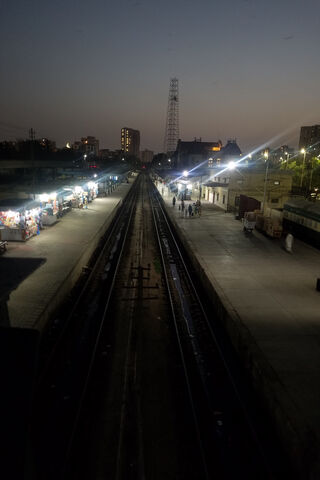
[85, 181, 98, 202]
[38, 192, 59, 226]
[0, 200, 41, 241]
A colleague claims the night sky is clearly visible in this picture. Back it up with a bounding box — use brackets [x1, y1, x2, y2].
[1, 0, 320, 153]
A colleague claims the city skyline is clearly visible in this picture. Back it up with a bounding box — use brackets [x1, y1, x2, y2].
[1, 0, 320, 153]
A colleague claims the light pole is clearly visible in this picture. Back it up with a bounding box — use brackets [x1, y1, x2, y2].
[262, 150, 269, 215]
[285, 151, 290, 169]
[227, 161, 238, 215]
[197, 175, 203, 201]
[182, 170, 189, 199]
[308, 156, 315, 192]
[300, 148, 306, 189]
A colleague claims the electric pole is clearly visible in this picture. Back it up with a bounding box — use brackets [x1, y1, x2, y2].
[29, 128, 36, 199]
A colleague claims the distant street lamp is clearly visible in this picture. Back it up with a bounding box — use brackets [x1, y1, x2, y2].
[300, 148, 306, 189]
[285, 151, 290, 168]
[262, 150, 269, 214]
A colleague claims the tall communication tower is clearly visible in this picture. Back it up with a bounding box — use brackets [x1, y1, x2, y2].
[164, 77, 179, 155]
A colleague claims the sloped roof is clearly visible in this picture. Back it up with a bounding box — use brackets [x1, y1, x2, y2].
[176, 140, 222, 155]
[220, 140, 242, 157]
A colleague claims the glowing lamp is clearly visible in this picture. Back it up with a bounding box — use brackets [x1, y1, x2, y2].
[40, 194, 49, 202]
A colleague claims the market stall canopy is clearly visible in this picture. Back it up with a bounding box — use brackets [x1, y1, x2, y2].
[0, 198, 40, 211]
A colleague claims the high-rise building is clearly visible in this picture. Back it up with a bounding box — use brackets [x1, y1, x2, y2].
[121, 128, 140, 158]
[299, 125, 320, 153]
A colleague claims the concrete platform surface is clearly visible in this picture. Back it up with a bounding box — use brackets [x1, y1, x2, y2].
[1, 179, 134, 331]
[159, 185, 320, 478]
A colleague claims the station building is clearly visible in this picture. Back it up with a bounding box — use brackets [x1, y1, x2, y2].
[202, 167, 293, 212]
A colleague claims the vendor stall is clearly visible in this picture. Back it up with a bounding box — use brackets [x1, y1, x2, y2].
[0, 200, 40, 241]
[71, 186, 85, 208]
[85, 181, 98, 202]
[38, 192, 59, 225]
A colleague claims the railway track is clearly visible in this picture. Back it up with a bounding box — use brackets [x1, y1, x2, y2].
[31, 173, 289, 479]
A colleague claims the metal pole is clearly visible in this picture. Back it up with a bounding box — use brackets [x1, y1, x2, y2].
[262, 158, 269, 215]
[308, 157, 314, 192]
[29, 128, 35, 199]
[300, 151, 306, 188]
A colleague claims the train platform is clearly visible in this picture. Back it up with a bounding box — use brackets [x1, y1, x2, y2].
[159, 185, 320, 478]
[0, 178, 134, 331]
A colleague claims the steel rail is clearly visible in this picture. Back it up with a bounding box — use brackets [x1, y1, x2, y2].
[61, 179, 139, 479]
[149, 183, 211, 480]
[152, 181, 275, 477]
[38, 182, 138, 383]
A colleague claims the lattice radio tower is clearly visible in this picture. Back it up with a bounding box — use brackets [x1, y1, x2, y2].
[164, 77, 179, 155]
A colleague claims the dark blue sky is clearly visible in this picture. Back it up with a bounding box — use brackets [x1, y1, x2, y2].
[1, 0, 320, 153]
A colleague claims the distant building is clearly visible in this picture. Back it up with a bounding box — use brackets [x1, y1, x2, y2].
[99, 149, 122, 162]
[140, 149, 154, 163]
[269, 145, 295, 166]
[203, 167, 293, 212]
[208, 139, 242, 167]
[299, 125, 320, 154]
[121, 127, 140, 158]
[72, 136, 99, 156]
[81, 136, 99, 156]
[39, 138, 56, 152]
[173, 138, 223, 169]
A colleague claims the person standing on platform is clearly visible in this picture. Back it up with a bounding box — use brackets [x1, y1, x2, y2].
[172, 196, 176, 207]
[285, 233, 294, 253]
[188, 204, 193, 217]
[181, 199, 185, 213]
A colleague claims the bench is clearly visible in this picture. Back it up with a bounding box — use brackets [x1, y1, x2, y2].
[0, 241, 7, 254]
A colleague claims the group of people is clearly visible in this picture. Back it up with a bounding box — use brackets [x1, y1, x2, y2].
[172, 196, 202, 217]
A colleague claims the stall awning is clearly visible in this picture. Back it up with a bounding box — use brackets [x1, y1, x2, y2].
[0, 198, 39, 211]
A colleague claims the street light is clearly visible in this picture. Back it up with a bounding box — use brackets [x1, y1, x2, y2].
[308, 156, 315, 192]
[262, 150, 269, 215]
[285, 151, 290, 162]
[183, 170, 189, 177]
[300, 148, 306, 189]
